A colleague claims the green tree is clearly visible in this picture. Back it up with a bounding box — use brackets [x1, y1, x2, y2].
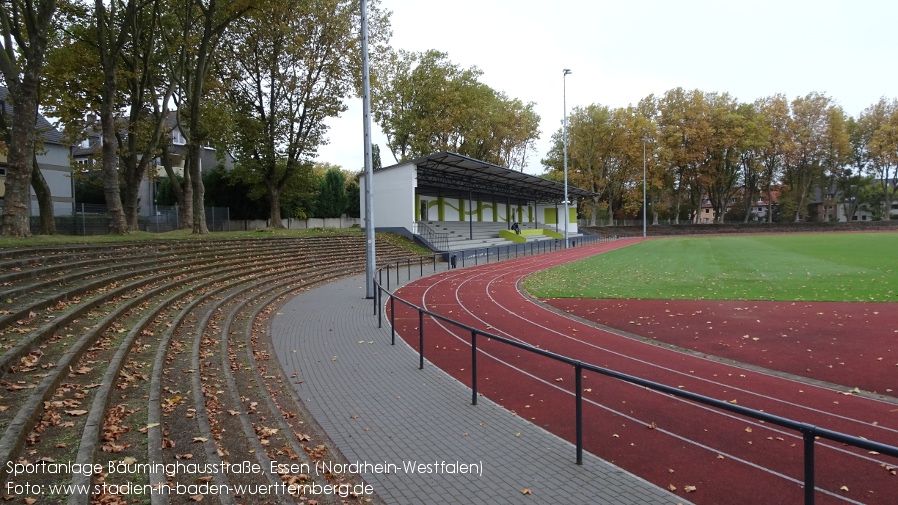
[858, 98, 898, 219]
[755, 94, 791, 223]
[371, 143, 381, 169]
[736, 102, 767, 222]
[201, 165, 268, 219]
[154, 175, 181, 206]
[44, 0, 187, 232]
[0, 0, 58, 236]
[222, 0, 386, 228]
[543, 104, 614, 225]
[657, 88, 711, 224]
[373, 49, 539, 170]
[162, 0, 251, 233]
[315, 168, 347, 218]
[819, 105, 851, 221]
[701, 92, 744, 223]
[345, 171, 361, 218]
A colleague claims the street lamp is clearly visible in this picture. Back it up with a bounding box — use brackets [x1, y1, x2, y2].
[642, 136, 649, 238]
[562, 68, 572, 248]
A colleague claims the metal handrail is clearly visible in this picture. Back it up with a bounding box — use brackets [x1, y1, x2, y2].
[416, 222, 449, 252]
[372, 241, 898, 505]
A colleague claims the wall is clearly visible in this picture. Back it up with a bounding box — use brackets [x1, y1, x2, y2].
[29, 143, 73, 216]
[535, 203, 578, 233]
[229, 217, 361, 231]
[361, 163, 416, 232]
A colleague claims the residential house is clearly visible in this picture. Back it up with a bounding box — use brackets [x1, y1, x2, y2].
[696, 189, 779, 223]
[69, 113, 234, 217]
[810, 179, 897, 222]
[0, 87, 74, 217]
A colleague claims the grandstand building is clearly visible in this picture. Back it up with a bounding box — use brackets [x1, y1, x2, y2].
[360, 151, 596, 251]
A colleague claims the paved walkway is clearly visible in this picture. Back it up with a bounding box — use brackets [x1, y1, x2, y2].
[271, 269, 688, 505]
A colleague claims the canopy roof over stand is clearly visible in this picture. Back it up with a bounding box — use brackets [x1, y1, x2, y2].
[378, 151, 597, 204]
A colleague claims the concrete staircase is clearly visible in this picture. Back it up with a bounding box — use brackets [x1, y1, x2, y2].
[417, 221, 571, 251]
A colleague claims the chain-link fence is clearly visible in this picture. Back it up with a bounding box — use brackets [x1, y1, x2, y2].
[31, 203, 230, 235]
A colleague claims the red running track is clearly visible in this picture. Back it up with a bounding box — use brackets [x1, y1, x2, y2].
[388, 239, 898, 505]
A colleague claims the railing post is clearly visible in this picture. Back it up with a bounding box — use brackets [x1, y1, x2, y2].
[418, 310, 425, 369]
[377, 285, 382, 328]
[390, 296, 396, 345]
[803, 429, 816, 505]
[471, 331, 478, 405]
[420, 257, 424, 277]
[407, 258, 411, 280]
[396, 260, 400, 285]
[575, 364, 583, 465]
[386, 264, 391, 290]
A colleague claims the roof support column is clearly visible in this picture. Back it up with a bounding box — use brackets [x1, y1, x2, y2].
[506, 196, 511, 229]
[469, 190, 473, 240]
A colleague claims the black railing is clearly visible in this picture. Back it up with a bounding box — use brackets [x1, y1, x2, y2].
[415, 222, 450, 252]
[372, 240, 898, 505]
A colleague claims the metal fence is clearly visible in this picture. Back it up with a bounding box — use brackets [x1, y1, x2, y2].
[31, 203, 230, 235]
[372, 239, 898, 505]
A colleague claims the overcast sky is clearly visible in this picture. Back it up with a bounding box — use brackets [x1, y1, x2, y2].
[319, 0, 897, 175]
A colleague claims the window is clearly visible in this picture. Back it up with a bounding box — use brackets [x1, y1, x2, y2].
[172, 129, 186, 145]
[80, 138, 90, 148]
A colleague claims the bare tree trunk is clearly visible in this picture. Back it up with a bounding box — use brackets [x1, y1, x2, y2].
[121, 167, 141, 230]
[95, 0, 131, 234]
[159, 143, 192, 229]
[188, 145, 207, 233]
[100, 103, 128, 234]
[269, 184, 283, 228]
[31, 153, 56, 234]
[673, 173, 683, 225]
[607, 188, 614, 226]
[1, 85, 40, 237]
[0, 0, 57, 237]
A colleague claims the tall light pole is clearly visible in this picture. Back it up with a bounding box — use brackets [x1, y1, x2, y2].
[642, 136, 648, 238]
[361, 0, 376, 298]
[562, 68, 572, 248]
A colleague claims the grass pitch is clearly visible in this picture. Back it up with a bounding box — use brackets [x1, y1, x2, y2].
[524, 233, 898, 302]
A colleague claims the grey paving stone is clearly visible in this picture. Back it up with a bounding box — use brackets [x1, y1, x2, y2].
[271, 272, 689, 505]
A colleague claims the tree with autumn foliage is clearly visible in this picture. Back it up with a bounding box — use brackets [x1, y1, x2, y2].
[221, 0, 389, 228]
[372, 49, 540, 171]
[857, 98, 898, 219]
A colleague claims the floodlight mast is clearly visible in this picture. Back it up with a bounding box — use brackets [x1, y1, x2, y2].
[361, 0, 376, 298]
[642, 136, 648, 238]
[562, 69, 572, 248]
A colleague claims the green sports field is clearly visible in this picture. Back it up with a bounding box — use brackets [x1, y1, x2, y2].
[524, 233, 898, 302]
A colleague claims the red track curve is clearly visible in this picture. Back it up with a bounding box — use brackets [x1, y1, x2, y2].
[389, 239, 898, 505]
